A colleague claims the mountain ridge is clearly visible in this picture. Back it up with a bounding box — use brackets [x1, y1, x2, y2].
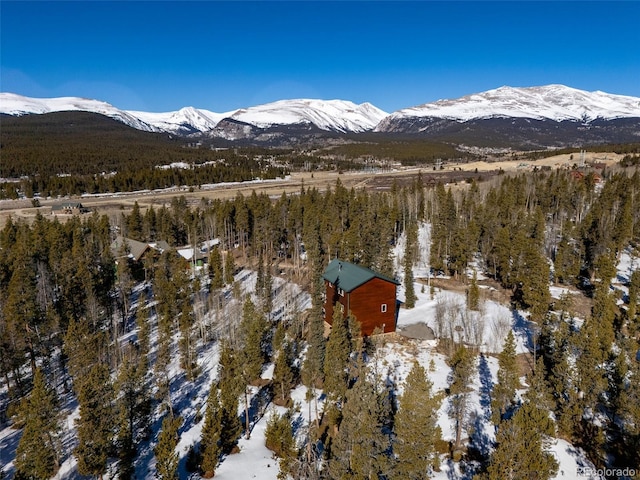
[2, 85, 639, 147]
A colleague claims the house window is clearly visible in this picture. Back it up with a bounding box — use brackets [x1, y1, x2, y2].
[338, 288, 345, 297]
[381, 303, 387, 313]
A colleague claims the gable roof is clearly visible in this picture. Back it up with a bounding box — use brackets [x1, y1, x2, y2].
[322, 258, 399, 293]
[111, 236, 150, 262]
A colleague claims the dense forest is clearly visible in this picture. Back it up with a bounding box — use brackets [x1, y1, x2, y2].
[0, 112, 471, 199]
[1, 165, 639, 479]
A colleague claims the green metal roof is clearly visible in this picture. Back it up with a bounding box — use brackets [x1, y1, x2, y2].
[322, 258, 399, 293]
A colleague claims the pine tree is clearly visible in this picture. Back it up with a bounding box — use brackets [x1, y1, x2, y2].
[301, 307, 325, 428]
[574, 317, 609, 413]
[484, 399, 557, 480]
[590, 281, 617, 360]
[115, 352, 152, 480]
[126, 201, 143, 240]
[514, 239, 550, 323]
[239, 298, 267, 382]
[615, 351, 640, 472]
[328, 361, 392, 479]
[14, 369, 61, 479]
[394, 361, 442, 479]
[200, 384, 223, 478]
[218, 341, 243, 453]
[628, 269, 640, 323]
[323, 307, 352, 426]
[264, 409, 297, 480]
[224, 250, 235, 284]
[4, 247, 41, 378]
[526, 356, 555, 413]
[467, 270, 480, 311]
[75, 363, 115, 479]
[448, 346, 475, 454]
[404, 222, 418, 309]
[262, 258, 274, 316]
[491, 330, 520, 424]
[178, 291, 198, 381]
[264, 409, 295, 459]
[154, 414, 183, 480]
[272, 339, 295, 405]
[238, 298, 268, 438]
[208, 246, 224, 290]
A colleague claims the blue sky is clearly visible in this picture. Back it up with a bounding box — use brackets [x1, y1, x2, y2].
[2, 1, 639, 113]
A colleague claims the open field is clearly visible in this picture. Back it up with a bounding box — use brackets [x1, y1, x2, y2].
[0, 151, 624, 226]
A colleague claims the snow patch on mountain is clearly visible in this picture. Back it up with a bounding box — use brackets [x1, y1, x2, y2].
[375, 85, 640, 130]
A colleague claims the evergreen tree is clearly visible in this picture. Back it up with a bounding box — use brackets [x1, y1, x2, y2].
[404, 222, 418, 309]
[200, 384, 223, 478]
[393, 361, 442, 479]
[467, 270, 480, 311]
[272, 339, 295, 405]
[14, 369, 61, 479]
[482, 399, 557, 480]
[615, 350, 640, 472]
[208, 246, 224, 290]
[491, 331, 520, 424]
[628, 269, 640, 323]
[574, 317, 609, 413]
[4, 245, 41, 378]
[301, 308, 325, 428]
[264, 409, 296, 468]
[526, 356, 555, 414]
[323, 307, 352, 426]
[262, 258, 274, 316]
[238, 298, 268, 438]
[218, 341, 243, 453]
[154, 414, 183, 480]
[514, 239, 550, 323]
[75, 363, 115, 480]
[328, 361, 392, 479]
[553, 235, 581, 285]
[590, 281, 617, 359]
[115, 352, 152, 480]
[178, 290, 198, 381]
[448, 346, 475, 454]
[239, 297, 267, 381]
[126, 201, 143, 240]
[224, 250, 236, 284]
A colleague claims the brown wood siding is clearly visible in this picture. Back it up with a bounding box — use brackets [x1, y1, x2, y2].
[324, 278, 397, 336]
[323, 280, 343, 327]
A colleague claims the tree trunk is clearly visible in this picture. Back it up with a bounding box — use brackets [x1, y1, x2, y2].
[244, 388, 251, 439]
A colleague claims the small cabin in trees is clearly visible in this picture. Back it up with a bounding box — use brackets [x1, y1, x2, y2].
[322, 259, 399, 336]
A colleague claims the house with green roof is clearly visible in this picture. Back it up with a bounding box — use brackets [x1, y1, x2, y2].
[322, 258, 399, 336]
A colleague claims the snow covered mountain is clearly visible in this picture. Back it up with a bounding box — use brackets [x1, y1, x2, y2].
[0, 93, 161, 133]
[225, 99, 387, 133]
[0, 93, 386, 136]
[2, 85, 639, 147]
[375, 84, 640, 131]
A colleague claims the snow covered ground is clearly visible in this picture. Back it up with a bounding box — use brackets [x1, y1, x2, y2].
[3, 222, 629, 479]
